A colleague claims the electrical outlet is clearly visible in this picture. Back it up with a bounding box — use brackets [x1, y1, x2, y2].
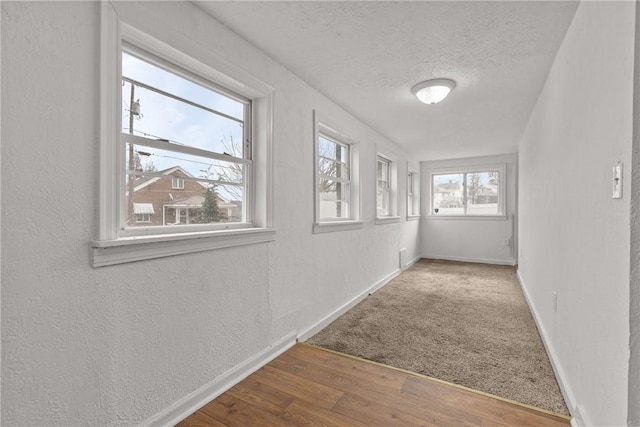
[503, 238, 510, 247]
[553, 292, 558, 312]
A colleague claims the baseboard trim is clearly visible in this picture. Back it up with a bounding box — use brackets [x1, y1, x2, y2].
[139, 331, 297, 427]
[516, 270, 584, 427]
[422, 254, 517, 266]
[297, 268, 401, 342]
[405, 255, 422, 270]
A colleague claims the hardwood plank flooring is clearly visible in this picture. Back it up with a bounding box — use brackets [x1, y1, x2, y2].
[176, 343, 571, 427]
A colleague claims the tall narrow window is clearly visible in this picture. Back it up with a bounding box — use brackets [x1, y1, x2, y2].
[318, 135, 350, 220]
[121, 48, 250, 231]
[377, 156, 391, 217]
[407, 171, 419, 217]
[312, 112, 361, 233]
[430, 167, 504, 216]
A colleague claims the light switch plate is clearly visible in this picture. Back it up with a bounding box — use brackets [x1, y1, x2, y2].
[613, 162, 623, 199]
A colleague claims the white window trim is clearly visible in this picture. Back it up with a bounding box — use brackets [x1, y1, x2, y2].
[407, 167, 420, 220]
[376, 151, 399, 224]
[312, 111, 363, 234]
[171, 177, 185, 190]
[426, 163, 507, 220]
[94, 3, 275, 267]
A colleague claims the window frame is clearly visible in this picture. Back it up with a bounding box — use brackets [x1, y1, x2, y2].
[94, 4, 275, 267]
[312, 111, 362, 234]
[407, 169, 420, 219]
[376, 152, 399, 224]
[171, 177, 185, 190]
[427, 163, 506, 219]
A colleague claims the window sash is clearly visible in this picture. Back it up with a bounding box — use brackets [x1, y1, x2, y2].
[119, 48, 252, 235]
[377, 157, 391, 216]
[408, 172, 417, 216]
[318, 133, 351, 221]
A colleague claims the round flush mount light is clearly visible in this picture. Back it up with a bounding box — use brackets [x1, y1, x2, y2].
[411, 78, 456, 104]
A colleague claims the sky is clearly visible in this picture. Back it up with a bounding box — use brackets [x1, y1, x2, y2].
[122, 52, 246, 200]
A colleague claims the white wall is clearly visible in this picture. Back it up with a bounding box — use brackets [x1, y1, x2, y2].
[629, 3, 640, 424]
[0, 2, 420, 425]
[420, 153, 518, 266]
[518, 2, 635, 426]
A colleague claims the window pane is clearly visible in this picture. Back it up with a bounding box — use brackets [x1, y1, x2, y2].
[377, 187, 389, 216]
[466, 171, 499, 215]
[319, 180, 349, 219]
[319, 157, 348, 180]
[319, 136, 347, 163]
[125, 144, 245, 226]
[377, 159, 389, 181]
[433, 173, 463, 215]
[122, 79, 244, 156]
[126, 176, 242, 227]
[123, 52, 244, 120]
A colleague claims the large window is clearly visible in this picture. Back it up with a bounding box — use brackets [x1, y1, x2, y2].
[121, 49, 249, 230]
[313, 111, 362, 233]
[430, 166, 505, 216]
[94, 6, 274, 266]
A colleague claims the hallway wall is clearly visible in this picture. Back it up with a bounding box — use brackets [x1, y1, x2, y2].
[0, 2, 420, 425]
[518, 2, 635, 425]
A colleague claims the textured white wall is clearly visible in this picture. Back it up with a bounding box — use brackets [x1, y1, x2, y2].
[629, 2, 640, 424]
[0, 2, 419, 425]
[420, 153, 518, 266]
[518, 2, 634, 425]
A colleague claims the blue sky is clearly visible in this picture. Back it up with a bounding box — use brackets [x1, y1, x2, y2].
[122, 52, 245, 187]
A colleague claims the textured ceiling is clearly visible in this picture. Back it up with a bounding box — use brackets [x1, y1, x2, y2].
[194, 1, 578, 160]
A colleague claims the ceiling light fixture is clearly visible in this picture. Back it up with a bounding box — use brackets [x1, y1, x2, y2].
[411, 78, 456, 105]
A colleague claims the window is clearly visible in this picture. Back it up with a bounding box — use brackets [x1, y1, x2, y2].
[318, 135, 350, 220]
[121, 49, 249, 229]
[313, 111, 362, 233]
[375, 153, 399, 224]
[407, 171, 419, 218]
[429, 165, 505, 217]
[136, 213, 151, 223]
[94, 6, 274, 267]
[377, 156, 391, 217]
[171, 177, 184, 190]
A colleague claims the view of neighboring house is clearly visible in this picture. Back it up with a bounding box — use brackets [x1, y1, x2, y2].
[128, 166, 241, 226]
[433, 180, 464, 209]
[433, 176, 499, 214]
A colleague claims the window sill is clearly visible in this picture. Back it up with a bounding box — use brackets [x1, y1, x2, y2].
[375, 216, 400, 225]
[423, 215, 508, 221]
[92, 227, 276, 267]
[406, 215, 421, 221]
[313, 220, 364, 234]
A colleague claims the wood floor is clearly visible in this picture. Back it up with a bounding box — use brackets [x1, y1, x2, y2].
[176, 343, 571, 427]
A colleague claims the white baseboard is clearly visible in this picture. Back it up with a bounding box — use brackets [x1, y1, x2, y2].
[297, 268, 401, 342]
[405, 255, 422, 270]
[422, 253, 517, 266]
[139, 331, 297, 427]
[516, 270, 585, 427]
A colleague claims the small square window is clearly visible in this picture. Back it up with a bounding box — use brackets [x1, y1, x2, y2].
[171, 177, 184, 190]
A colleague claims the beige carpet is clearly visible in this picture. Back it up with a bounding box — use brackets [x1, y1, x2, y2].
[307, 258, 569, 416]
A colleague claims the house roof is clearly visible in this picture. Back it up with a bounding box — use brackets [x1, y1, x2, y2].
[133, 166, 207, 192]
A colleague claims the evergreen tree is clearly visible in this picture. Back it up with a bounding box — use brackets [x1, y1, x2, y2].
[199, 186, 227, 223]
